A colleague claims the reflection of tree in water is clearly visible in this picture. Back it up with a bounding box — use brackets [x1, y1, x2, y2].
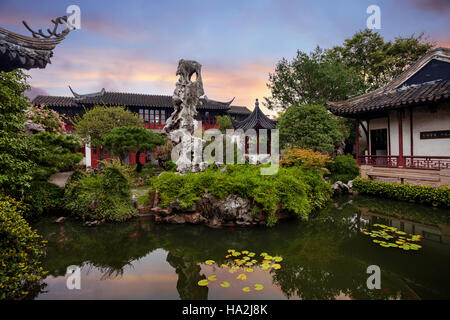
[166, 251, 208, 300]
[34, 196, 450, 299]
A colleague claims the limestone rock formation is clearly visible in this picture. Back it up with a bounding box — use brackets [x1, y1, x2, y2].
[162, 59, 209, 174]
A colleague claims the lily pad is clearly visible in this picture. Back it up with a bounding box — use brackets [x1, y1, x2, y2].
[237, 273, 247, 281]
[220, 281, 230, 288]
[242, 286, 251, 292]
[205, 260, 215, 265]
[254, 284, 264, 291]
[207, 275, 217, 281]
[198, 279, 209, 286]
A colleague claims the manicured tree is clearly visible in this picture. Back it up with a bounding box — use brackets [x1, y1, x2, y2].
[74, 105, 143, 147]
[102, 126, 165, 172]
[277, 104, 349, 154]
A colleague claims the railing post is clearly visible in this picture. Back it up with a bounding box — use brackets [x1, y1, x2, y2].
[355, 119, 360, 165]
[397, 110, 404, 167]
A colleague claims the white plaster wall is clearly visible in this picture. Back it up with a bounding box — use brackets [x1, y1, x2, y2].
[412, 103, 450, 156]
[370, 103, 450, 157]
[85, 143, 91, 168]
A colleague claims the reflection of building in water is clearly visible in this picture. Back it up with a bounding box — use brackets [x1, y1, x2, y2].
[361, 209, 450, 245]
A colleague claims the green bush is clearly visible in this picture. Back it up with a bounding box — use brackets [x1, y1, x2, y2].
[64, 161, 137, 221]
[353, 178, 450, 207]
[28, 132, 83, 181]
[326, 154, 360, 183]
[148, 165, 332, 226]
[0, 197, 47, 299]
[22, 181, 65, 217]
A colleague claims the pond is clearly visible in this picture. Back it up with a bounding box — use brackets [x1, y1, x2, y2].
[32, 195, 450, 300]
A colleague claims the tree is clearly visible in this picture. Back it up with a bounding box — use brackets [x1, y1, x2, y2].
[266, 30, 434, 111]
[265, 46, 365, 111]
[330, 29, 433, 90]
[216, 115, 233, 133]
[74, 105, 143, 147]
[277, 104, 349, 154]
[102, 126, 165, 172]
[0, 70, 36, 198]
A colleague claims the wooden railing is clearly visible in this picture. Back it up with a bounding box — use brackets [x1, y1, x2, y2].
[358, 155, 450, 170]
[404, 156, 450, 170]
[359, 155, 399, 168]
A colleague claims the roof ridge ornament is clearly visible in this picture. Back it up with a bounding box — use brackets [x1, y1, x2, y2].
[22, 16, 71, 39]
[68, 86, 106, 101]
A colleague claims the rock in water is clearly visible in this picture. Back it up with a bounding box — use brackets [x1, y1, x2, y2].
[162, 59, 208, 174]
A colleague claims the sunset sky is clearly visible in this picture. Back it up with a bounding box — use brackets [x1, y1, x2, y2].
[1, 0, 449, 114]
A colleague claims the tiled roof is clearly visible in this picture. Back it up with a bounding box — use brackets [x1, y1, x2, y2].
[328, 79, 450, 116]
[228, 106, 251, 115]
[0, 18, 69, 72]
[328, 47, 450, 116]
[233, 100, 276, 130]
[33, 90, 241, 111]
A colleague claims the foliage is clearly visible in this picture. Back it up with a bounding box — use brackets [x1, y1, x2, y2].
[28, 132, 83, 181]
[277, 104, 349, 153]
[329, 29, 433, 90]
[216, 115, 233, 133]
[25, 105, 68, 134]
[353, 178, 450, 207]
[0, 197, 47, 299]
[22, 181, 65, 218]
[64, 160, 137, 221]
[326, 154, 360, 183]
[74, 105, 143, 146]
[102, 126, 165, 171]
[148, 165, 332, 226]
[265, 30, 433, 110]
[265, 46, 364, 110]
[280, 147, 331, 171]
[0, 70, 36, 198]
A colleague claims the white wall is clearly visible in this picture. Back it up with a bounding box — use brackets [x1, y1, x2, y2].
[364, 102, 450, 157]
[412, 103, 450, 156]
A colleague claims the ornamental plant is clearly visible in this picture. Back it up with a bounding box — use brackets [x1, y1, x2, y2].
[0, 196, 47, 299]
[26, 104, 68, 134]
[280, 147, 331, 171]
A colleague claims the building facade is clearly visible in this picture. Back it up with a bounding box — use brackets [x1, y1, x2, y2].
[33, 88, 251, 168]
[328, 48, 450, 186]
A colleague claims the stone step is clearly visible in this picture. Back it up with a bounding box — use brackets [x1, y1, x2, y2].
[367, 171, 441, 182]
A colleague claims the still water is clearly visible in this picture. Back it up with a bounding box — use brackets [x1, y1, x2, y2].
[33, 195, 450, 300]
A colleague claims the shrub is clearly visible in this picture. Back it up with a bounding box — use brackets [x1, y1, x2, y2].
[326, 154, 360, 183]
[64, 160, 137, 221]
[280, 147, 331, 171]
[28, 132, 83, 181]
[353, 178, 450, 207]
[25, 105, 68, 134]
[0, 197, 47, 299]
[148, 165, 332, 226]
[277, 104, 349, 153]
[22, 181, 65, 217]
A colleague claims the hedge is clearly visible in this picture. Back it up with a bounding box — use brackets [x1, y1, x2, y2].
[352, 178, 450, 207]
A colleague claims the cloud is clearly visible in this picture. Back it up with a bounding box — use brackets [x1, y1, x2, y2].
[410, 0, 450, 15]
[27, 48, 275, 113]
[25, 86, 48, 101]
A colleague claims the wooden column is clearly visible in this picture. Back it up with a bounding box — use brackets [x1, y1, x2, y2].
[397, 110, 404, 167]
[355, 119, 360, 165]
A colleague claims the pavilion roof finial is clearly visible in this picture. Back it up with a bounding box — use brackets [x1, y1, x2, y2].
[255, 98, 259, 109]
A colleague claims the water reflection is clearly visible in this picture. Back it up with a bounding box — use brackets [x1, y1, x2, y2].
[32, 195, 450, 300]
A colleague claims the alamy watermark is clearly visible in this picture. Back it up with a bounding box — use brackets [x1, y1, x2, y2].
[366, 265, 381, 289]
[66, 265, 81, 290]
[366, 5, 381, 30]
[170, 122, 280, 175]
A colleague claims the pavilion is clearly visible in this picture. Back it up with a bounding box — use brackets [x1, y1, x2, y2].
[328, 47, 450, 186]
